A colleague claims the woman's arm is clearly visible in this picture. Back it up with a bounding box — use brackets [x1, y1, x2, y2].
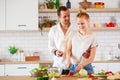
[66, 39, 72, 68]
[82, 47, 96, 66]
[75, 47, 96, 72]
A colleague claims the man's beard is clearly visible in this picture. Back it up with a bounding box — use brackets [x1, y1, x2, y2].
[63, 20, 70, 25]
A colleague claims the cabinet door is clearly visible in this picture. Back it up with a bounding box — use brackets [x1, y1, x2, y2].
[108, 63, 120, 73]
[0, 65, 4, 76]
[5, 64, 39, 76]
[6, 0, 38, 30]
[0, 0, 5, 30]
[92, 63, 108, 73]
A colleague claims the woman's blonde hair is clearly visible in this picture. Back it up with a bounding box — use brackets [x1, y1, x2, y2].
[76, 9, 89, 19]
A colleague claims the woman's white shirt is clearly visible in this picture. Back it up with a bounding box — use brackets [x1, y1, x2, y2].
[71, 30, 98, 64]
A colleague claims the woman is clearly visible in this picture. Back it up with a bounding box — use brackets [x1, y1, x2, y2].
[66, 10, 98, 74]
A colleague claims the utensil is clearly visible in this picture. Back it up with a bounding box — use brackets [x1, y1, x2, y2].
[118, 43, 120, 49]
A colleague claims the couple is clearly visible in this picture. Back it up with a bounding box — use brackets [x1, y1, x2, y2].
[48, 6, 98, 74]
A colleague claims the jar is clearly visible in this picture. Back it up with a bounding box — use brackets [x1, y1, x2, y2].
[94, 2, 104, 8]
[100, 2, 104, 8]
[48, 67, 62, 78]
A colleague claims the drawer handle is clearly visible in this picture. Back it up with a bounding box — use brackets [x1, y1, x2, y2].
[18, 25, 27, 27]
[17, 67, 27, 69]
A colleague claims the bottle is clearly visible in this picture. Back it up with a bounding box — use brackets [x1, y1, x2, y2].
[55, 0, 59, 9]
[66, 0, 71, 9]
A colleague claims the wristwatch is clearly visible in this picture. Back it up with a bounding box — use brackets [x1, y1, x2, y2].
[54, 50, 57, 55]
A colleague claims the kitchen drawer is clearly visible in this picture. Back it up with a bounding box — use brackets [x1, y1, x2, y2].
[0, 65, 4, 76]
[5, 64, 39, 76]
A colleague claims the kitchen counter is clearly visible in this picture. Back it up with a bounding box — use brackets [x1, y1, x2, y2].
[0, 76, 34, 80]
[0, 76, 93, 80]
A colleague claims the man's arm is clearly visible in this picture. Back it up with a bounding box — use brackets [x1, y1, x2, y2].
[48, 29, 57, 55]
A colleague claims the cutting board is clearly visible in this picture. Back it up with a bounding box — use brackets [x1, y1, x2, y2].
[25, 56, 40, 61]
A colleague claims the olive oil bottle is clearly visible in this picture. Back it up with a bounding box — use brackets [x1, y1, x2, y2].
[66, 0, 71, 8]
[55, 0, 60, 9]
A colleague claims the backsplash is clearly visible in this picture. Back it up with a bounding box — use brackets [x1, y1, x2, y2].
[0, 30, 120, 61]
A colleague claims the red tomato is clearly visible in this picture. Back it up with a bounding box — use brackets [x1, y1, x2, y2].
[68, 72, 74, 76]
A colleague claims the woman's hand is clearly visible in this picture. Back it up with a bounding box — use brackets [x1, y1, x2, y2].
[66, 61, 71, 68]
[75, 64, 83, 72]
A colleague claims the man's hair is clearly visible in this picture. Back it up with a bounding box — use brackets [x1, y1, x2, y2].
[57, 6, 68, 16]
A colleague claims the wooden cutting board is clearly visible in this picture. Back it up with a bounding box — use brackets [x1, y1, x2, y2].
[25, 56, 40, 61]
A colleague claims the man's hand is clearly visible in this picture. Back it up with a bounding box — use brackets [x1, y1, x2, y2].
[75, 64, 83, 72]
[56, 50, 63, 57]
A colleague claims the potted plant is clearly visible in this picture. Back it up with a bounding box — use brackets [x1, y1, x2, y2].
[9, 46, 18, 55]
[45, 0, 55, 9]
[8, 46, 19, 61]
[39, 18, 57, 30]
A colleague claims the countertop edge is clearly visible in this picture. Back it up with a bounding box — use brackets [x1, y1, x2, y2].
[0, 60, 120, 64]
[0, 60, 53, 64]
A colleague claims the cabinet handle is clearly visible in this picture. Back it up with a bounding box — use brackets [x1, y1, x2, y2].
[18, 25, 27, 27]
[17, 67, 27, 69]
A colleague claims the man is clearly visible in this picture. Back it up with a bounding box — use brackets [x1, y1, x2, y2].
[48, 6, 73, 69]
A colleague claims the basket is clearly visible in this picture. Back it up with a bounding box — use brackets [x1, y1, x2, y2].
[31, 71, 47, 77]
[79, 0, 92, 9]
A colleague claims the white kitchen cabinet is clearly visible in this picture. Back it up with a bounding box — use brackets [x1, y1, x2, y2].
[6, 0, 38, 30]
[0, 65, 5, 76]
[0, 0, 5, 30]
[108, 63, 120, 73]
[92, 63, 108, 73]
[5, 64, 39, 76]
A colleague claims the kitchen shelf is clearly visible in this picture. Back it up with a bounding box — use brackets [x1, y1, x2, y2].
[39, 27, 120, 31]
[39, 8, 120, 13]
[93, 60, 120, 63]
[91, 27, 120, 31]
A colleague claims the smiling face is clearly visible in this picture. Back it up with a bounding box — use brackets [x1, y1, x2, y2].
[58, 10, 70, 26]
[77, 16, 90, 31]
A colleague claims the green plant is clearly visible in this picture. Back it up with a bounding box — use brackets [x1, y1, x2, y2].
[39, 18, 57, 30]
[46, 0, 55, 9]
[8, 46, 18, 55]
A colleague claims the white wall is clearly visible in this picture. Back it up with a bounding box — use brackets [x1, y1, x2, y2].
[0, 0, 120, 62]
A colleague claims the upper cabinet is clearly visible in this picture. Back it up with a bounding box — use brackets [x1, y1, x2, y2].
[0, 0, 5, 30]
[6, 0, 38, 30]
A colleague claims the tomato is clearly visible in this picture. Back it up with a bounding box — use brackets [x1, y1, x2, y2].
[68, 72, 73, 76]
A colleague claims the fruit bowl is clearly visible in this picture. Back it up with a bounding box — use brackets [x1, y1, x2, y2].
[30, 66, 49, 80]
[31, 71, 47, 77]
[106, 22, 116, 27]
